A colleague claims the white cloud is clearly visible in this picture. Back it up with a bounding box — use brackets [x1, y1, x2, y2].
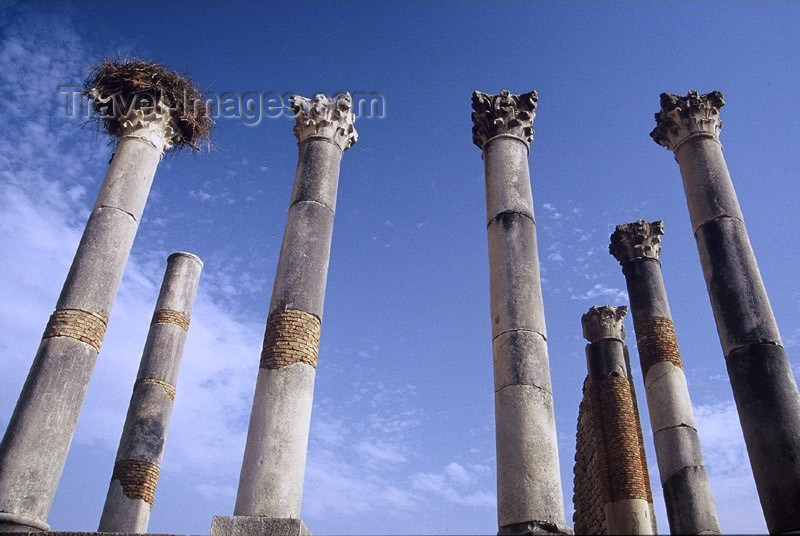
[694, 400, 767, 533]
[570, 283, 629, 303]
[411, 462, 495, 507]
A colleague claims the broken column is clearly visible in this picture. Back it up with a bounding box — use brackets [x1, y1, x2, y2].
[652, 91, 800, 533]
[610, 220, 720, 534]
[471, 90, 569, 535]
[214, 93, 355, 536]
[98, 252, 202, 533]
[0, 60, 209, 533]
[582, 306, 655, 535]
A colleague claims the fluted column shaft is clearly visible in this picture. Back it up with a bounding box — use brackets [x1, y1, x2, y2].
[582, 306, 654, 535]
[0, 117, 173, 533]
[234, 94, 356, 520]
[98, 252, 202, 532]
[611, 220, 720, 534]
[653, 91, 800, 533]
[472, 90, 567, 535]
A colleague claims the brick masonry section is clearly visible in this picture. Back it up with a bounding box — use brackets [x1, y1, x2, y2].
[43, 308, 108, 352]
[111, 459, 160, 506]
[135, 378, 176, 401]
[594, 376, 649, 503]
[151, 309, 190, 332]
[260, 308, 321, 370]
[573, 377, 608, 535]
[635, 316, 684, 377]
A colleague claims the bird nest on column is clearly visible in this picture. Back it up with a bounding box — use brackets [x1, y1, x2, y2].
[84, 58, 213, 152]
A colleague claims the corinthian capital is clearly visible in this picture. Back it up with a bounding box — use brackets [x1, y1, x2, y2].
[292, 93, 358, 151]
[582, 305, 627, 343]
[609, 220, 664, 265]
[471, 89, 537, 150]
[651, 90, 724, 151]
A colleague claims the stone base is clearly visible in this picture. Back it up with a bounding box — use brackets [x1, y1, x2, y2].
[210, 517, 311, 536]
[0, 533, 195, 536]
[498, 521, 573, 535]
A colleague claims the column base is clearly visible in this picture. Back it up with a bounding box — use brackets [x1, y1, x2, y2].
[210, 516, 311, 536]
[0, 513, 50, 532]
[498, 521, 573, 535]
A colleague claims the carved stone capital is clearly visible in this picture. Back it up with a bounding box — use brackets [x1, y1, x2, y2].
[471, 90, 537, 151]
[291, 93, 357, 152]
[609, 220, 664, 265]
[651, 90, 724, 151]
[582, 305, 627, 343]
[89, 92, 181, 154]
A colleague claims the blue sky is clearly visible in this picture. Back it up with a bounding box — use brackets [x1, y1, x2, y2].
[1, 1, 799, 534]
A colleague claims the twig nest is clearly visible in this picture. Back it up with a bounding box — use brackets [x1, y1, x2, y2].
[84, 58, 212, 152]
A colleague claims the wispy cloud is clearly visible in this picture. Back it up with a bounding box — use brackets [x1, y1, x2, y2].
[570, 283, 629, 303]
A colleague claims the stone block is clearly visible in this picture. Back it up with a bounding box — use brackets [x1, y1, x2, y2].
[623, 260, 671, 319]
[492, 329, 552, 393]
[235, 364, 315, 518]
[695, 217, 781, 355]
[291, 139, 341, 211]
[675, 136, 743, 231]
[603, 498, 653, 535]
[725, 343, 800, 533]
[57, 206, 139, 313]
[269, 201, 335, 319]
[652, 425, 704, 485]
[487, 213, 546, 338]
[662, 465, 720, 535]
[211, 516, 311, 536]
[483, 136, 534, 223]
[94, 133, 161, 221]
[644, 361, 696, 433]
[494, 384, 563, 528]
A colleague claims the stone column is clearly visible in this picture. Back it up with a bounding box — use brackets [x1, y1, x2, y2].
[582, 306, 655, 535]
[214, 94, 355, 536]
[471, 90, 569, 535]
[98, 252, 202, 533]
[0, 104, 179, 533]
[652, 91, 800, 533]
[610, 220, 720, 534]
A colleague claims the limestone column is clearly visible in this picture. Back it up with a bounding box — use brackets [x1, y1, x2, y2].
[610, 220, 720, 534]
[582, 306, 655, 535]
[216, 94, 355, 536]
[471, 90, 569, 535]
[652, 91, 800, 533]
[98, 252, 202, 532]
[0, 96, 182, 531]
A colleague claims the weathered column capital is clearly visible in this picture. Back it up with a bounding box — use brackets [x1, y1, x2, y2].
[471, 89, 537, 152]
[609, 220, 664, 266]
[651, 90, 724, 152]
[582, 305, 627, 343]
[291, 93, 357, 152]
[118, 101, 181, 152]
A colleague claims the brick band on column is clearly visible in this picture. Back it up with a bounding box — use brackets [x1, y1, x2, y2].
[635, 316, 683, 376]
[110, 459, 160, 506]
[151, 309, 190, 331]
[134, 378, 176, 401]
[573, 379, 609, 534]
[260, 309, 321, 370]
[593, 377, 648, 503]
[42, 308, 108, 352]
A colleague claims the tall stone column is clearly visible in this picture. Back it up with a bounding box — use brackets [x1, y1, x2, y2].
[212, 94, 355, 536]
[652, 91, 800, 533]
[582, 306, 655, 535]
[471, 90, 569, 535]
[98, 252, 202, 533]
[610, 220, 720, 534]
[0, 98, 183, 531]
